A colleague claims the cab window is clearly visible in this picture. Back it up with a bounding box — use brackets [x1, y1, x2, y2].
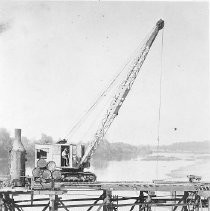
[36, 148, 48, 159]
[72, 145, 77, 155]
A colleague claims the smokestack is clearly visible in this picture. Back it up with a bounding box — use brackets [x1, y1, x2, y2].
[10, 129, 26, 186]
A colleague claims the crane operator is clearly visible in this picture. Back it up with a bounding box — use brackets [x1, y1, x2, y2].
[62, 148, 69, 166]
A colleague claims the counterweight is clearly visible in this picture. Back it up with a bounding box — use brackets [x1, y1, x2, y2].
[78, 19, 164, 168]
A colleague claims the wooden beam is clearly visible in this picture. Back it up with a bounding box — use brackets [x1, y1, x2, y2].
[103, 190, 112, 211]
[2, 181, 210, 193]
[183, 192, 189, 211]
[57, 201, 197, 209]
[0, 194, 3, 211]
[42, 202, 50, 211]
[87, 193, 104, 211]
[171, 191, 176, 211]
[57, 199, 69, 211]
[130, 191, 144, 211]
[173, 192, 189, 211]
[31, 191, 34, 205]
[4, 194, 11, 211]
[49, 194, 57, 211]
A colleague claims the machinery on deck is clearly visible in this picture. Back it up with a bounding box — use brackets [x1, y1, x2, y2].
[32, 19, 164, 183]
[33, 143, 96, 182]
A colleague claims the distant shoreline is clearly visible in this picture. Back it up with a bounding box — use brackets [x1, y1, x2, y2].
[141, 155, 181, 161]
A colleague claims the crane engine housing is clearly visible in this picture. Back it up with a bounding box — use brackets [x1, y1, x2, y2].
[33, 143, 96, 182]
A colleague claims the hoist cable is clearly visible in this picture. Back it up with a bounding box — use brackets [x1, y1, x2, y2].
[64, 28, 153, 141]
[64, 55, 134, 141]
[156, 27, 164, 179]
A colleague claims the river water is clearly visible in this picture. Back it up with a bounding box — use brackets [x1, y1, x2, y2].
[93, 152, 210, 182]
[1, 152, 210, 211]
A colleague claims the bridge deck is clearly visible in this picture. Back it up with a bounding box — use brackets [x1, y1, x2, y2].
[1, 181, 210, 210]
[1, 180, 210, 194]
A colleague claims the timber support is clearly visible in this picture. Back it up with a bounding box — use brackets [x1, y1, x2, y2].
[0, 180, 210, 210]
[103, 190, 113, 211]
[0, 194, 3, 211]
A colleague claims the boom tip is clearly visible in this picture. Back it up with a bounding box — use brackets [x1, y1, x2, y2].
[156, 19, 164, 30]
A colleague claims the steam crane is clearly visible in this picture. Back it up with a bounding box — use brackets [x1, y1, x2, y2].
[33, 19, 164, 183]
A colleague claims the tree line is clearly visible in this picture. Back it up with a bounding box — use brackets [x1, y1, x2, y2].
[0, 128, 152, 173]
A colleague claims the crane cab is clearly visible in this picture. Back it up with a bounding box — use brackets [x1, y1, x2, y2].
[35, 143, 86, 169]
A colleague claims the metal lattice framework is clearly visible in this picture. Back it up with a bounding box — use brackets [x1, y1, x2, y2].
[78, 19, 164, 167]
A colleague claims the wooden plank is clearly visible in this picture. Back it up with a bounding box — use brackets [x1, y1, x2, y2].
[58, 202, 190, 209]
[31, 181, 210, 192]
[57, 199, 69, 211]
[100, 184, 197, 192]
[0, 187, 30, 193]
[33, 190, 67, 195]
[87, 193, 104, 211]
[0, 194, 3, 211]
[2, 181, 210, 193]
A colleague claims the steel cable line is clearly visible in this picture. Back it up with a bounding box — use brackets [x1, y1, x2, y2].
[156, 27, 164, 179]
[64, 27, 153, 141]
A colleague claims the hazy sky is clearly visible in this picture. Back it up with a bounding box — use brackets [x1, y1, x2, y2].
[0, 1, 209, 145]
